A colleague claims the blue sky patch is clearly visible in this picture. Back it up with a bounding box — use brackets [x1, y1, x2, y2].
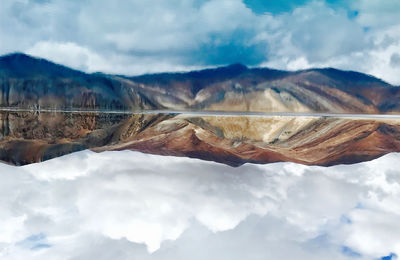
[342, 246, 362, 258]
[382, 253, 398, 260]
[243, 0, 310, 14]
[17, 233, 52, 251]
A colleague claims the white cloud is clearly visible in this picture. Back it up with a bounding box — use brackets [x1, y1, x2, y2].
[351, 0, 400, 28]
[26, 41, 106, 73]
[260, 2, 400, 85]
[0, 150, 400, 259]
[26, 41, 207, 76]
[1, 0, 400, 84]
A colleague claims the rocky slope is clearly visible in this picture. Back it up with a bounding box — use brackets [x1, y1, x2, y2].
[1, 111, 400, 166]
[2, 53, 400, 167]
[1, 53, 400, 113]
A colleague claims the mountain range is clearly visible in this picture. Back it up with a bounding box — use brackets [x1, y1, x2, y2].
[1, 53, 400, 167]
[1, 111, 400, 167]
[1, 52, 400, 113]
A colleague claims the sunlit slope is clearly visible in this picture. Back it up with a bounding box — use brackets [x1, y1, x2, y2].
[1, 53, 400, 113]
[2, 111, 400, 166]
[105, 115, 400, 166]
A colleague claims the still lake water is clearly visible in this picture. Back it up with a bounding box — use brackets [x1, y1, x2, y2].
[1, 110, 400, 166]
[0, 111, 400, 259]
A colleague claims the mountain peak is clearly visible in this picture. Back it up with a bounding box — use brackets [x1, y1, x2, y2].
[1, 52, 33, 60]
[225, 63, 248, 70]
[0, 52, 85, 78]
[303, 67, 389, 85]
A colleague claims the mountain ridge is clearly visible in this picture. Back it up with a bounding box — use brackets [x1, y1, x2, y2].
[0, 52, 389, 84]
[0, 52, 399, 114]
[0, 52, 86, 78]
[0, 52, 390, 85]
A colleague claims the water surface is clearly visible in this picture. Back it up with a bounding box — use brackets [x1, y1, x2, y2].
[1, 110, 400, 166]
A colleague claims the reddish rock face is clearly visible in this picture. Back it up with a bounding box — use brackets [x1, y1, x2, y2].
[1, 111, 400, 167]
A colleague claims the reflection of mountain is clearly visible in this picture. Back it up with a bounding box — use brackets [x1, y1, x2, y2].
[1, 53, 400, 113]
[1, 111, 400, 166]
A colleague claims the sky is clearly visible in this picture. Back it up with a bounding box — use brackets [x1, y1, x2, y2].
[0, 0, 400, 84]
[0, 150, 399, 260]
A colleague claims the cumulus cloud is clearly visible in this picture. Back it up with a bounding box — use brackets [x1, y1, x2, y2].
[261, 2, 400, 85]
[26, 41, 107, 73]
[391, 53, 400, 68]
[25, 41, 205, 75]
[1, 0, 400, 84]
[350, 0, 400, 27]
[0, 150, 399, 259]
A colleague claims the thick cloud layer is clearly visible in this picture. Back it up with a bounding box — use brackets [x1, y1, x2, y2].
[0, 0, 399, 84]
[0, 150, 400, 259]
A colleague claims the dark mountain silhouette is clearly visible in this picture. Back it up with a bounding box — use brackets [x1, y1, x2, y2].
[0, 53, 85, 78]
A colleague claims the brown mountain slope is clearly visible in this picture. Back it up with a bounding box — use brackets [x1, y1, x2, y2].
[1, 53, 400, 113]
[1, 111, 400, 166]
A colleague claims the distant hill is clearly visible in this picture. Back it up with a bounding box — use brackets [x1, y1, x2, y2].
[1, 52, 399, 113]
[0, 53, 85, 78]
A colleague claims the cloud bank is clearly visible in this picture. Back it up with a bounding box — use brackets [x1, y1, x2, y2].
[0, 0, 399, 84]
[0, 150, 400, 259]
